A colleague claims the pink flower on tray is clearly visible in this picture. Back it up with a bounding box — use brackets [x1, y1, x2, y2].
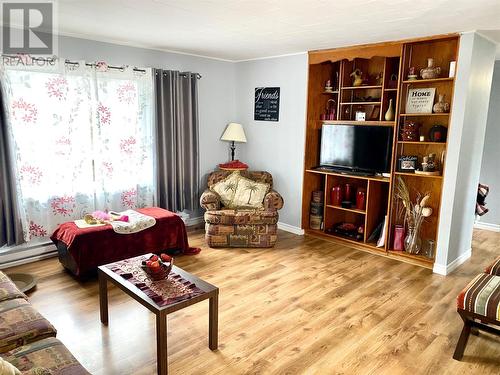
[29, 221, 47, 237]
[45, 76, 68, 100]
[119, 136, 137, 155]
[11, 98, 38, 124]
[97, 102, 111, 125]
[117, 82, 136, 104]
[19, 164, 43, 186]
[121, 189, 137, 208]
[50, 195, 76, 216]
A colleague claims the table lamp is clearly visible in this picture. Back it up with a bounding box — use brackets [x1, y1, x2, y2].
[220, 122, 247, 161]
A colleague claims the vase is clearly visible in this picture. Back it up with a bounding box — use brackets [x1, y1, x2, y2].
[355, 187, 366, 210]
[401, 121, 420, 141]
[433, 94, 450, 113]
[429, 125, 448, 142]
[384, 99, 395, 121]
[404, 225, 422, 254]
[344, 184, 353, 203]
[393, 225, 405, 251]
[331, 186, 342, 206]
[425, 239, 436, 259]
[420, 57, 441, 79]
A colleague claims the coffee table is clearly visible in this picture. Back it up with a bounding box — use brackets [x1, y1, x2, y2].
[98, 255, 219, 375]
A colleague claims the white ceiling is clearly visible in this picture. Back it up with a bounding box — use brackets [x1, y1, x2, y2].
[52, 0, 500, 61]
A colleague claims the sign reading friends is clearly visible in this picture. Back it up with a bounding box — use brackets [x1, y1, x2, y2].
[254, 87, 280, 121]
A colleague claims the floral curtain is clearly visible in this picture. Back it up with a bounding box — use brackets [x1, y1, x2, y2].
[0, 61, 155, 242]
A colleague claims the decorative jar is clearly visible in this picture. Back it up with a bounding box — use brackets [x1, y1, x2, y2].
[420, 58, 441, 79]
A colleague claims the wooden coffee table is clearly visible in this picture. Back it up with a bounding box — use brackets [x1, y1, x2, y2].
[98, 256, 219, 375]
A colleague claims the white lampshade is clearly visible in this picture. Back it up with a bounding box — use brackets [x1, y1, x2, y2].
[220, 122, 247, 143]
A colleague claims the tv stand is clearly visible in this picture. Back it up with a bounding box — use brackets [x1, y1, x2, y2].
[313, 166, 374, 177]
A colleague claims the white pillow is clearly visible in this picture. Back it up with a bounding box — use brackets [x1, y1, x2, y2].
[230, 176, 270, 209]
[210, 172, 240, 207]
[0, 358, 21, 375]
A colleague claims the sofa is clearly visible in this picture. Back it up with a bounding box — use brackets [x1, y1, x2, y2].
[200, 170, 284, 248]
[0, 271, 89, 374]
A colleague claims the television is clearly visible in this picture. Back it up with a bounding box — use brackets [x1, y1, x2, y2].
[319, 124, 393, 174]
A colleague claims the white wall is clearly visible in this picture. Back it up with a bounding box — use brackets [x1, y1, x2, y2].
[434, 32, 497, 274]
[476, 60, 500, 231]
[58, 35, 236, 193]
[234, 54, 308, 230]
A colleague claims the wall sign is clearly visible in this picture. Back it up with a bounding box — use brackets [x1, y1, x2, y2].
[254, 87, 280, 121]
[406, 87, 436, 114]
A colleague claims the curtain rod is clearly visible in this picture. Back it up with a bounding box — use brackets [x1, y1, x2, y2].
[2, 54, 146, 72]
[2, 54, 202, 78]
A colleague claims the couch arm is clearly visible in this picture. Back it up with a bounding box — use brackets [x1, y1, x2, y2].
[485, 256, 500, 276]
[264, 189, 284, 211]
[200, 189, 221, 211]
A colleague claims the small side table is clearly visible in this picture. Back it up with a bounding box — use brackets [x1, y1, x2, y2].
[218, 160, 248, 171]
[218, 167, 248, 171]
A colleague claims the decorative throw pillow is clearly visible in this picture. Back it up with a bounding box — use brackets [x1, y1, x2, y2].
[0, 357, 21, 375]
[230, 176, 270, 209]
[210, 172, 241, 207]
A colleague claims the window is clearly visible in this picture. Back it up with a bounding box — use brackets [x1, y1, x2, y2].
[1, 62, 155, 241]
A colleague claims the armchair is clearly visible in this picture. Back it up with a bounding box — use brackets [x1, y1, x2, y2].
[200, 171, 284, 247]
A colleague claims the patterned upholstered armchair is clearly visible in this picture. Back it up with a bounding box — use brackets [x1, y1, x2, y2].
[200, 170, 284, 247]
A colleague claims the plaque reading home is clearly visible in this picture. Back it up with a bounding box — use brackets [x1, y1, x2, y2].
[406, 87, 436, 114]
[254, 87, 280, 121]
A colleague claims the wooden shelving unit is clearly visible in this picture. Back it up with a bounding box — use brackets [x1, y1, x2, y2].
[302, 34, 460, 270]
[398, 141, 446, 145]
[402, 77, 454, 84]
[342, 85, 383, 90]
[326, 204, 366, 215]
[400, 113, 450, 117]
[388, 35, 459, 263]
[394, 172, 443, 179]
[320, 120, 395, 126]
[340, 101, 381, 105]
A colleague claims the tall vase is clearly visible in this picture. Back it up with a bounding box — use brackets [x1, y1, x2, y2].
[404, 225, 422, 254]
[384, 99, 394, 121]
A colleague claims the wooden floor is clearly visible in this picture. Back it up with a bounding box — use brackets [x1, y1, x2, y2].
[5, 229, 500, 374]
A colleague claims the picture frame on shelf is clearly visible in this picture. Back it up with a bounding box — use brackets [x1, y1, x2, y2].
[355, 111, 366, 121]
[406, 88, 436, 114]
[398, 155, 418, 172]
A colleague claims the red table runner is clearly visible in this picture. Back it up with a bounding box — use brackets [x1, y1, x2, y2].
[106, 255, 205, 307]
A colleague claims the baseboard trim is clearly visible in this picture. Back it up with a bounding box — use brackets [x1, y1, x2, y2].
[185, 216, 204, 226]
[474, 221, 500, 232]
[277, 222, 304, 235]
[0, 243, 58, 269]
[433, 248, 472, 275]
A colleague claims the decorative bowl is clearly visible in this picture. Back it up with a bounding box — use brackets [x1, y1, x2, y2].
[141, 254, 173, 281]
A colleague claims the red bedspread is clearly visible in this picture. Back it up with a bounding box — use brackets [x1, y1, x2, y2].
[51, 207, 192, 277]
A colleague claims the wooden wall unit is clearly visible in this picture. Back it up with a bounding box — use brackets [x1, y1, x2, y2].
[302, 34, 459, 269]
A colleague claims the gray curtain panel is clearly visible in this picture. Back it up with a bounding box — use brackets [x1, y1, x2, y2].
[0, 82, 24, 247]
[154, 69, 200, 212]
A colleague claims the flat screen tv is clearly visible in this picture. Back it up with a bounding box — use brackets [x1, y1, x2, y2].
[319, 124, 393, 174]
